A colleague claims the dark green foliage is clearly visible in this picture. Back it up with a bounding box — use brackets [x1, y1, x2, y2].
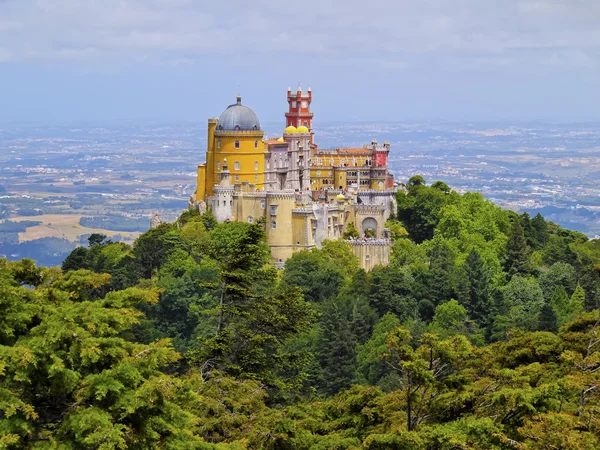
[504, 216, 533, 278]
[461, 249, 493, 327]
[368, 264, 416, 319]
[427, 240, 457, 305]
[282, 250, 345, 303]
[315, 301, 358, 395]
[396, 180, 452, 243]
[538, 302, 558, 332]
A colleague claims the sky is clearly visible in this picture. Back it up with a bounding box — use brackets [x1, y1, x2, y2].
[1, 0, 600, 124]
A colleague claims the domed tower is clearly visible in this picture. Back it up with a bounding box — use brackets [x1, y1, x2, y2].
[201, 95, 265, 198]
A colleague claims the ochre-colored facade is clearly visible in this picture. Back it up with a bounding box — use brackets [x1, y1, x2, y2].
[192, 88, 396, 270]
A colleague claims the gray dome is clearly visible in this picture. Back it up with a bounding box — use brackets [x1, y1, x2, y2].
[216, 96, 261, 131]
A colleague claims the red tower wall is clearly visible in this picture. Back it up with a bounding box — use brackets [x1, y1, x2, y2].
[285, 87, 315, 143]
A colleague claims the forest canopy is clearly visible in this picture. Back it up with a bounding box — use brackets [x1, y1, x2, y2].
[1, 177, 599, 449]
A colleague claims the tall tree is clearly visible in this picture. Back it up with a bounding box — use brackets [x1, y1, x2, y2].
[538, 302, 558, 332]
[504, 217, 532, 278]
[427, 240, 457, 305]
[316, 301, 358, 396]
[461, 248, 493, 327]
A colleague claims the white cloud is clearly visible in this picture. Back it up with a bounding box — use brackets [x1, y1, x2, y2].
[0, 0, 599, 70]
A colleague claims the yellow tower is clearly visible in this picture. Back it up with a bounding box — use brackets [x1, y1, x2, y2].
[200, 95, 265, 198]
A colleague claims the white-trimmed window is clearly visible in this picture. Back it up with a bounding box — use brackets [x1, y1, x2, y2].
[248, 216, 253, 224]
[234, 161, 240, 170]
[234, 140, 240, 149]
[261, 199, 266, 208]
[217, 140, 221, 149]
[270, 205, 277, 215]
[254, 174, 258, 181]
[254, 161, 259, 170]
[217, 161, 221, 170]
[271, 220, 277, 229]
[235, 175, 239, 181]
[217, 174, 221, 180]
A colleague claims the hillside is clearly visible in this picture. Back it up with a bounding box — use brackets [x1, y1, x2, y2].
[1, 177, 599, 449]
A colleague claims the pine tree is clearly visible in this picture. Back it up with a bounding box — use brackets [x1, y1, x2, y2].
[427, 240, 456, 305]
[538, 302, 558, 332]
[504, 217, 532, 278]
[551, 285, 570, 326]
[567, 284, 586, 321]
[317, 302, 357, 396]
[531, 213, 549, 249]
[462, 248, 493, 328]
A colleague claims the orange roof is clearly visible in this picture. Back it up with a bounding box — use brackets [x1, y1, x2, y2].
[315, 148, 373, 155]
[264, 139, 287, 145]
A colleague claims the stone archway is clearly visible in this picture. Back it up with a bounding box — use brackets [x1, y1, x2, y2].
[361, 217, 378, 238]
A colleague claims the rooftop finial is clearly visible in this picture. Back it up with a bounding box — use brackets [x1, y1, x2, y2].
[297, 81, 302, 92]
[236, 94, 241, 104]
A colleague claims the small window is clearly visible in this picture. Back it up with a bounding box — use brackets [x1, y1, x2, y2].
[366, 255, 371, 262]
[254, 161, 259, 170]
[254, 140, 258, 149]
[271, 221, 277, 229]
[255, 174, 258, 181]
[261, 200, 266, 208]
[270, 205, 277, 215]
[217, 161, 221, 170]
[235, 175, 239, 181]
[303, 121, 308, 127]
[217, 140, 221, 149]
[248, 216, 253, 224]
[217, 174, 221, 180]
[234, 161, 240, 170]
[235, 140, 240, 149]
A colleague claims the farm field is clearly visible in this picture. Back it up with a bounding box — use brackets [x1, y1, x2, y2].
[12, 214, 141, 244]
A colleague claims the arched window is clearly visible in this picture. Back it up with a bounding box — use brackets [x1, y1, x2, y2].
[234, 140, 240, 149]
[234, 161, 240, 170]
[217, 161, 221, 170]
[271, 221, 277, 229]
[217, 140, 221, 149]
[254, 140, 258, 149]
[254, 161, 259, 171]
[248, 216, 253, 224]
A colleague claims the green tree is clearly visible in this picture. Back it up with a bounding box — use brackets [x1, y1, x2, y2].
[427, 239, 457, 305]
[382, 328, 472, 431]
[538, 262, 577, 301]
[460, 248, 493, 328]
[504, 216, 532, 278]
[0, 263, 204, 448]
[538, 302, 558, 332]
[357, 313, 401, 386]
[282, 249, 345, 303]
[368, 264, 416, 320]
[397, 178, 452, 243]
[316, 301, 358, 395]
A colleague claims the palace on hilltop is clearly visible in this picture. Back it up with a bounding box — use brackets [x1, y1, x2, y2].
[191, 87, 397, 270]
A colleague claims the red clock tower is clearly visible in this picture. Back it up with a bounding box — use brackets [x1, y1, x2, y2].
[285, 86, 315, 144]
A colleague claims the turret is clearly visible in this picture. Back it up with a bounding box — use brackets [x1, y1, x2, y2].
[286, 84, 315, 144]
